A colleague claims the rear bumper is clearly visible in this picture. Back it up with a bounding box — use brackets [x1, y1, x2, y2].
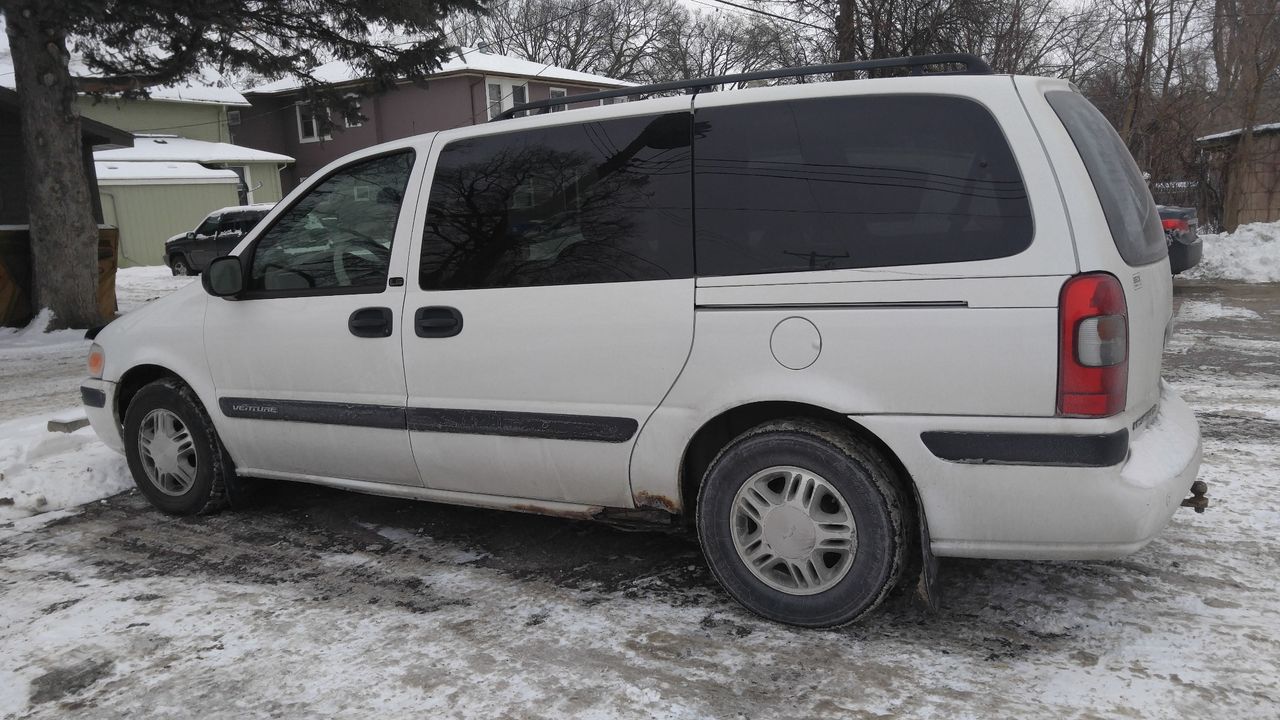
[82, 378, 124, 454]
[856, 381, 1202, 560]
[1169, 238, 1202, 274]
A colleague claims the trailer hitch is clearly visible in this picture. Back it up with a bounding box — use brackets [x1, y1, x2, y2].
[1181, 480, 1209, 513]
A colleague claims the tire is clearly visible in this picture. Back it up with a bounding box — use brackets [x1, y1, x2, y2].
[171, 256, 191, 276]
[123, 378, 232, 515]
[696, 419, 910, 628]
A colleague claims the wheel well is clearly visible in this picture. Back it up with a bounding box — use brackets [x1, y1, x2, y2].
[115, 364, 183, 424]
[679, 401, 918, 525]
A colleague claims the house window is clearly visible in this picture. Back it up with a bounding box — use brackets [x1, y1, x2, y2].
[296, 103, 330, 143]
[487, 83, 503, 121]
[227, 110, 241, 126]
[601, 96, 625, 106]
[549, 87, 567, 112]
[344, 95, 363, 128]
[511, 84, 527, 117]
[485, 78, 531, 120]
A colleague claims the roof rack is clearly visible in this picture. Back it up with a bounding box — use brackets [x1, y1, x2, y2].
[494, 53, 992, 121]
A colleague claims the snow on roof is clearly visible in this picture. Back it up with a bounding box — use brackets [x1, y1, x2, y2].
[95, 161, 239, 184]
[1196, 122, 1280, 143]
[95, 135, 293, 164]
[0, 19, 248, 106]
[144, 66, 250, 106]
[247, 48, 634, 95]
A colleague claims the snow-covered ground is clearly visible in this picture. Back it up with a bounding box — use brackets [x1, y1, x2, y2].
[1186, 220, 1280, 283]
[0, 268, 195, 520]
[0, 270, 1277, 719]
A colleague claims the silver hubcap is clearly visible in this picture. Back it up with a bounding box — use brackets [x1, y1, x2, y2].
[730, 465, 857, 595]
[137, 409, 198, 496]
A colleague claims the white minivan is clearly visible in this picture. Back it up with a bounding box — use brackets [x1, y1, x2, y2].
[82, 55, 1204, 627]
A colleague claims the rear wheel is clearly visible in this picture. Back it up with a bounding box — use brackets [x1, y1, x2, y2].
[696, 419, 910, 627]
[123, 378, 232, 515]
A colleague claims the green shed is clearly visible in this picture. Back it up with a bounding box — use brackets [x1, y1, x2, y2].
[97, 162, 241, 267]
[95, 134, 293, 207]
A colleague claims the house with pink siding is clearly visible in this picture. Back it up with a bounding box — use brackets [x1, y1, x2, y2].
[234, 49, 632, 192]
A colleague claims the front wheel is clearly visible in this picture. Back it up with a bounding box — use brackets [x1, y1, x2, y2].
[696, 419, 910, 628]
[170, 256, 191, 276]
[123, 378, 233, 515]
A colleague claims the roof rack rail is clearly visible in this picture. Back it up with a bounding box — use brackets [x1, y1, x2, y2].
[494, 53, 991, 121]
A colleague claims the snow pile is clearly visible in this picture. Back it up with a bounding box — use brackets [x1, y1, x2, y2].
[1185, 221, 1280, 283]
[0, 310, 131, 520]
[0, 268, 194, 521]
[0, 414, 131, 522]
[0, 308, 86, 348]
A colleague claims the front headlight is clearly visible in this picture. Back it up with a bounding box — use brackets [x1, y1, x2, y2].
[87, 343, 105, 379]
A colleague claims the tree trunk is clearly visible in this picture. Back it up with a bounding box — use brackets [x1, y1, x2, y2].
[3, 3, 104, 329]
[1118, 4, 1156, 145]
[1223, 87, 1263, 231]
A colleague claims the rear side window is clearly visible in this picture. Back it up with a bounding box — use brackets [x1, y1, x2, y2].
[1045, 91, 1166, 266]
[694, 95, 1033, 276]
[419, 113, 692, 290]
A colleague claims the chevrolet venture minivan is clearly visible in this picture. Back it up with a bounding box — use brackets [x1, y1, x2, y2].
[82, 55, 1204, 627]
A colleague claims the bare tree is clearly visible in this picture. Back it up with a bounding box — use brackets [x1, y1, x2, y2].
[448, 0, 798, 84]
[447, 0, 678, 81]
[1211, 0, 1280, 228]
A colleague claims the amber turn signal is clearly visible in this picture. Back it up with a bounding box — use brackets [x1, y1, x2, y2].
[87, 344, 105, 379]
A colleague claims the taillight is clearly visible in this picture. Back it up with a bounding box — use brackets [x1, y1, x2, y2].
[1058, 273, 1127, 417]
[1161, 218, 1189, 232]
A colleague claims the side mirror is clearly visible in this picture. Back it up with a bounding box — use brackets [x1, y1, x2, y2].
[186, 231, 195, 240]
[203, 256, 245, 298]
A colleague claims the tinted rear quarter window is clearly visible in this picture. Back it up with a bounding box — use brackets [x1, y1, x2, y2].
[693, 95, 1033, 276]
[1045, 90, 1166, 266]
[420, 113, 693, 290]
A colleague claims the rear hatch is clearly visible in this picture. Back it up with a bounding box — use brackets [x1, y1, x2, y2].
[1044, 90, 1170, 418]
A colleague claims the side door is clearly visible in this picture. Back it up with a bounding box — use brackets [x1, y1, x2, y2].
[204, 148, 423, 485]
[401, 108, 696, 508]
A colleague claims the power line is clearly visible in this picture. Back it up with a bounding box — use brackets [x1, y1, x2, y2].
[697, 0, 826, 31]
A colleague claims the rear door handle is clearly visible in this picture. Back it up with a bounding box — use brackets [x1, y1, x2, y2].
[415, 306, 463, 338]
[348, 307, 393, 338]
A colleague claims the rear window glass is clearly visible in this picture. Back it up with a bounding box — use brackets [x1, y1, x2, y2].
[693, 95, 1033, 276]
[1045, 91, 1166, 266]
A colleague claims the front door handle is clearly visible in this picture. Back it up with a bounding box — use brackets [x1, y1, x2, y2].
[348, 307, 393, 338]
[415, 306, 463, 338]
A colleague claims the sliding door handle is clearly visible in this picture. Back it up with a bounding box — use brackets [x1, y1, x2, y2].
[415, 306, 463, 338]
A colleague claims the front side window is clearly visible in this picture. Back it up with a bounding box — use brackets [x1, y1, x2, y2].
[694, 95, 1034, 276]
[194, 216, 220, 237]
[419, 113, 693, 290]
[248, 151, 414, 294]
